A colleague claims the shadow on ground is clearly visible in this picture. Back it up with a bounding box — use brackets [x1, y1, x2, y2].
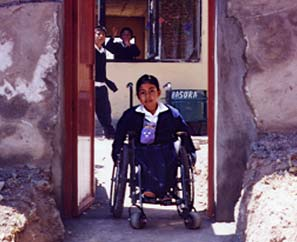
[63, 185, 237, 242]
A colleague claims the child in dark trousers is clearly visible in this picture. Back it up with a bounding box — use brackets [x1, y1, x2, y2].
[94, 25, 117, 138]
[112, 74, 196, 199]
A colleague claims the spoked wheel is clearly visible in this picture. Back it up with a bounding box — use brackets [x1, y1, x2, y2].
[184, 212, 202, 229]
[110, 144, 130, 218]
[177, 146, 195, 217]
[129, 211, 147, 229]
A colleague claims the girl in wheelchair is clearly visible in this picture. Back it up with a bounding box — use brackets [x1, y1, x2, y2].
[111, 74, 196, 201]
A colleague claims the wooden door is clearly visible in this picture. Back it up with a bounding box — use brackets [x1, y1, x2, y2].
[64, 0, 95, 217]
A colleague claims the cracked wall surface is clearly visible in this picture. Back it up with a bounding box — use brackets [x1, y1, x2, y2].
[216, 0, 297, 222]
[0, 1, 63, 209]
[216, 1, 257, 221]
[0, 2, 62, 166]
[228, 0, 297, 131]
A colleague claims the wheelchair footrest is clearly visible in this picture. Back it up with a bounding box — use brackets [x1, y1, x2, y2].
[159, 198, 175, 206]
[142, 194, 177, 206]
[142, 196, 157, 204]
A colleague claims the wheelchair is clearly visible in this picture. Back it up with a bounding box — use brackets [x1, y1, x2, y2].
[109, 132, 202, 229]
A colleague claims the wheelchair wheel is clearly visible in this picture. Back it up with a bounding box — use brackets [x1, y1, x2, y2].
[129, 211, 147, 229]
[177, 146, 194, 216]
[184, 212, 202, 229]
[110, 144, 130, 218]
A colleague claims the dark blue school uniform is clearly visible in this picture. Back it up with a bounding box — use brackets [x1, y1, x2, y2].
[112, 104, 196, 197]
[105, 39, 140, 61]
[95, 48, 115, 137]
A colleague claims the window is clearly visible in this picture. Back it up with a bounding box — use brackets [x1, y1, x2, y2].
[148, 0, 201, 61]
[102, 0, 201, 62]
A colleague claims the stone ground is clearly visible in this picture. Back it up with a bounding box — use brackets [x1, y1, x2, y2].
[234, 132, 297, 242]
[63, 136, 237, 242]
[0, 166, 64, 242]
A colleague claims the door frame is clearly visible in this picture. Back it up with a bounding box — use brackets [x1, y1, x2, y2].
[207, 0, 215, 218]
[63, 0, 216, 218]
[63, 0, 95, 217]
[63, 0, 76, 217]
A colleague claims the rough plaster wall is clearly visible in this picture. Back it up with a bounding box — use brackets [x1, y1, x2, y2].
[216, 1, 257, 221]
[0, 2, 63, 205]
[228, 0, 297, 131]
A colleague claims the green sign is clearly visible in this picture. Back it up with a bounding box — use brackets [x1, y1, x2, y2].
[169, 89, 207, 122]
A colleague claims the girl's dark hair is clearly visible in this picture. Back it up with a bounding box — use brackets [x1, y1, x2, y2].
[120, 27, 133, 37]
[95, 25, 107, 35]
[136, 74, 160, 94]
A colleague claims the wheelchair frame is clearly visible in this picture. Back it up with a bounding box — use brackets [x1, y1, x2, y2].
[109, 133, 201, 229]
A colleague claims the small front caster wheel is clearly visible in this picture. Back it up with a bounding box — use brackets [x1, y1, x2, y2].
[129, 211, 147, 229]
[184, 212, 202, 229]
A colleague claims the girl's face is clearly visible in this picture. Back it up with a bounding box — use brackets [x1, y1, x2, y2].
[121, 30, 132, 43]
[95, 30, 106, 45]
[138, 83, 161, 114]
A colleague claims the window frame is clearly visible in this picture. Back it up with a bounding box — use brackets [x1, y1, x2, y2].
[102, 0, 202, 63]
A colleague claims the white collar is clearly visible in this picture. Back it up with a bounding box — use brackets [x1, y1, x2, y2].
[121, 42, 129, 48]
[95, 44, 105, 53]
[136, 102, 168, 123]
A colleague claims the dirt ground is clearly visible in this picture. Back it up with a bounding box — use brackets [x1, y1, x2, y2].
[63, 136, 237, 242]
[235, 132, 297, 242]
[0, 165, 64, 242]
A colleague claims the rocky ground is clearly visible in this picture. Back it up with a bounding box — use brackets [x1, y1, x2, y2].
[235, 132, 297, 242]
[0, 165, 64, 242]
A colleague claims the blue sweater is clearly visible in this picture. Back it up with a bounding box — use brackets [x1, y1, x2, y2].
[105, 39, 140, 61]
[112, 105, 196, 157]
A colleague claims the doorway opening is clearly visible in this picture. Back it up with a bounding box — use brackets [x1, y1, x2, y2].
[63, 0, 214, 219]
[93, 0, 211, 218]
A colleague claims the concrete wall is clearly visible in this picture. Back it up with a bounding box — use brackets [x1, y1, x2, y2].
[229, 0, 297, 131]
[216, 0, 297, 221]
[0, 1, 63, 207]
[215, 1, 257, 221]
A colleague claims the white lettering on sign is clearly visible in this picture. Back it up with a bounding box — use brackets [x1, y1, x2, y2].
[171, 90, 199, 100]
